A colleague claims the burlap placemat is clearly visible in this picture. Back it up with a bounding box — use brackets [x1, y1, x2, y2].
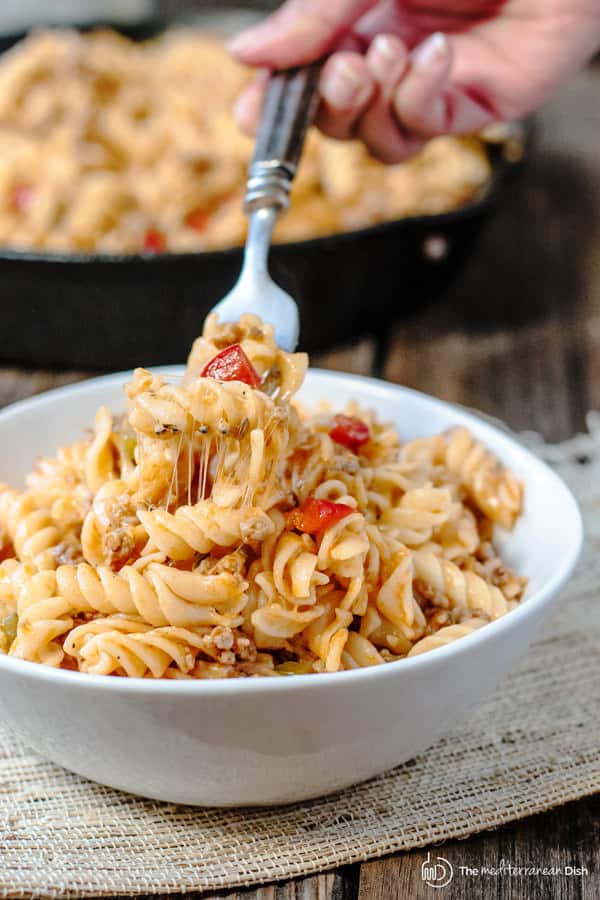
[1, 417, 598, 899]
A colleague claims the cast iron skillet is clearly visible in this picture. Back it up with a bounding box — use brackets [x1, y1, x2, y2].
[0, 17, 527, 370]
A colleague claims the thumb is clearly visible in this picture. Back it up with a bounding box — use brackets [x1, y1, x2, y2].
[228, 0, 377, 68]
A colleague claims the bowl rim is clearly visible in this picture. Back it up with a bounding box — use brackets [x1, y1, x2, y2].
[0, 368, 583, 694]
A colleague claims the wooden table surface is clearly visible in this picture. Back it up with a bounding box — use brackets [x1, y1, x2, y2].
[1, 62, 598, 900]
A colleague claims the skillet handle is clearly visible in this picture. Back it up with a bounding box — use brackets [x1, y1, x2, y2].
[244, 63, 321, 213]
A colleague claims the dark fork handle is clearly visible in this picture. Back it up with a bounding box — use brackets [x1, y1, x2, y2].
[244, 63, 321, 213]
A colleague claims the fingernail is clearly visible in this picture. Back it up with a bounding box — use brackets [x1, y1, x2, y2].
[373, 35, 400, 64]
[227, 28, 264, 55]
[321, 59, 371, 109]
[412, 32, 450, 69]
[369, 35, 407, 83]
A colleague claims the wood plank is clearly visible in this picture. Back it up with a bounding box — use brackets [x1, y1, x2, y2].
[0, 367, 86, 408]
[133, 867, 359, 900]
[312, 339, 376, 377]
[357, 795, 599, 900]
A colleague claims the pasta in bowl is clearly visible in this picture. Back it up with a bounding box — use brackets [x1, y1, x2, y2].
[0, 318, 582, 805]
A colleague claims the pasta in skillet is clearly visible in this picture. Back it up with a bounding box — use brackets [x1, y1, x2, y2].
[0, 29, 494, 255]
[0, 315, 526, 676]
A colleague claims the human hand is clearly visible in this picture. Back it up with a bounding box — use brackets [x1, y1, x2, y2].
[230, 0, 600, 162]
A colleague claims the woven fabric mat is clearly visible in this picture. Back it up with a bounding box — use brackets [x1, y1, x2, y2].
[1, 417, 599, 899]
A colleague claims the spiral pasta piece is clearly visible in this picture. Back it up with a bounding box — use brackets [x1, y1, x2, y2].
[130, 376, 279, 438]
[313, 477, 360, 509]
[0, 486, 71, 570]
[72, 622, 211, 678]
[254, 512, 329, 604]
[85, 406, 119, 493]
[381, 487, 454, 546]
[367, 459, 429, 506]
[407, 618, 486, 656]
[443, 427, 522, 528]
[400, 436, 446, 467]
[251, 602, 326, 649]
[9, 569, 73, 666]
[65, 614, 150, 654]
[376, 549, 426, 638]
[359, 604, 414, 656]
[25, 440, 91, 527]
[55, 562, 247, 627]
[271, 532, 327, 601]
[81, 479, 147, 568]
[432, 505, 480, 562]
[341, 631, 384, 668]
[317, 511, 369, 580]
[0, 558, 22, 618]
[412, 550, 508, 619]
[304, 598, 353, 672]
[138, 502, 274, 561]
[286, 431, 334, 502]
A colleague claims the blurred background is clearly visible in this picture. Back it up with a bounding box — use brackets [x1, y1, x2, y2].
[1, 1, 152, 30]
[0, 0, 597, 445]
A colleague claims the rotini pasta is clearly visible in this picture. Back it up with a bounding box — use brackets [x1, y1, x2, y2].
[443, 427, 523, 528]
[9, 568, 73, 667]
[412, 551, 509, 619]
[408, 619, 487, 656]
[55, 562, 247, 628]
[0, 485, 81, 570]
[65, 617, 261, 678]
[137, 503, 274, 561]
[0, 315, 525, 674]
[81, 479, 147, 568]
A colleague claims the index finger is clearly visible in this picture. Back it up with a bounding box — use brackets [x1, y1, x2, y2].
[228, 0, 377, 68]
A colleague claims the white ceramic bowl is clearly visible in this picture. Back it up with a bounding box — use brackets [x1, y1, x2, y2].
[0, 370, 582, 806]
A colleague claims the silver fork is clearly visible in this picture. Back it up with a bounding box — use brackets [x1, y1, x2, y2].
[209, 64, 321, 352]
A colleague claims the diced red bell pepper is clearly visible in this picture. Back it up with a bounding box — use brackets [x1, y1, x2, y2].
[286, 497, 353, 534]
[329, 414, 370, 451]
[201, 343, 261, 387]
[143, 228, 166, 253]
